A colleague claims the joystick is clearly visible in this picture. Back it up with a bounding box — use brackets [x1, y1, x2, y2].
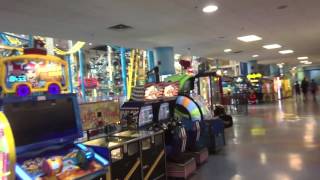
[42, 156, 63, 176]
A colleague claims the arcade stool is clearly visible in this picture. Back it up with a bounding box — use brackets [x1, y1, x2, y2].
[184, 147, 209, 166]
[167, 155, 196, 179]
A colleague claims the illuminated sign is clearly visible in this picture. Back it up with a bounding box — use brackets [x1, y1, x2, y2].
[8, 75, 27, 83]
[247, 73, 262, 80]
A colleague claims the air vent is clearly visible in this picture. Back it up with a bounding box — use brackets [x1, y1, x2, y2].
[233, 50, 243, 54]
[91, 45, 108, 51]
[277, 5, 288, 10]
[108, 24, 133, 31]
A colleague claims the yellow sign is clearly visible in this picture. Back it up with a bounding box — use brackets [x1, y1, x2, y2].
[247, 73, 262, 80]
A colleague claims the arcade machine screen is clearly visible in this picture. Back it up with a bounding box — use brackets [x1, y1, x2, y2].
[3, 98, 79, 149]
[139, 106, 153, 127]
[158, 103, 170, 121]
[234, 77, 248, 93]
[222, 78, 233, 96]
[2, 96, 109, 180]
[198, 77, 212, 108]
[190, 95, 214, 120]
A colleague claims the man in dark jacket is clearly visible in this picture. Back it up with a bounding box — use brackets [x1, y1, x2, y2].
[301, 78, 309, 100]
[310, 79, 318, 100]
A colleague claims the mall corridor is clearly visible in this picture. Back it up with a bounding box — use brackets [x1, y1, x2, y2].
[192, 98, 320, 180]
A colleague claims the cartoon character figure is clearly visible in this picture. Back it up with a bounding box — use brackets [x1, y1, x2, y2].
[9, 62, 25, 76]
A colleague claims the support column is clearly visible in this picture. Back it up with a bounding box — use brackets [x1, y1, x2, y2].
[147, 49, 155, 82]
[78, 49, 87, 102]
[28, 35, 34, 47]
[240, 62, 248, 76]
[154, 47, 175, 75]
[269, 64, 280, 76]
[45, 37, 55, 55]
[120, 47, 128, 98]
[297, 67, 305, 82]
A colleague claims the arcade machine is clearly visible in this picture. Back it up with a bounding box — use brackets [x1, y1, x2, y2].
[261, 77, 275, 102]
[231, 76, 249, 114]
[84, 134, 142, 180]
[0, 40, 69, 97]
[247, 73, 263, 104]
[273, 76, 292, 100]
[166, 74, 226, 153]
[80, 99, 144, 180]
[84, 83, 179, 180]
[0, 112, 16, 180]
[2, 94, 110, 180]
[79, 100, 120, 140]
[233, 76, 249, 94]
[193, 72, 222, 110]
[221, 76, 234, 106]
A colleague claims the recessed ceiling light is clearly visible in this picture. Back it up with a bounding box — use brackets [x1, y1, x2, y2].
[237, 35, 262, 42]
[55, 44, 59, 46]
[263, 44, 282, 49]
[300, 60, 308, 63]
[279, 50, 294, 54]
[202, 5, 218, 13]
[89, 43, 93, 46]
[252, 54, 259, 58]
[305, 61, 312, 65]
[297, 56, 308, 60]
[224, 49, 232, 53]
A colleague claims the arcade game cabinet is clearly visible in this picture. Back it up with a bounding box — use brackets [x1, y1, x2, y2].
[2, 94, 110, 180]
[166, 74, 226, 153]
[119, 83, 196, 179]
[84, 135, 142, 180]
[247, 73, 263, 104]
[80, 100, 121, 140]
[0, 112, 16, 180]
[194, 72, 222, 111]
[81, 100, 143, 180]
[116, 99, 168, 180]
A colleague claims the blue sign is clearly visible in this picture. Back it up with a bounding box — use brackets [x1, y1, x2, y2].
[8, 75, 27, 83]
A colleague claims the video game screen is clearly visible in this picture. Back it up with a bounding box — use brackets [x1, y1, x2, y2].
[158, 103, 170, 121]
[3, 97, 79, 148]
[138, 106, 153, 127]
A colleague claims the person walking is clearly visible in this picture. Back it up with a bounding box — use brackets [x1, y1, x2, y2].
[301, 78, 309, 100]
[310, 79, 318, 101]
[294, 81, 300, 96]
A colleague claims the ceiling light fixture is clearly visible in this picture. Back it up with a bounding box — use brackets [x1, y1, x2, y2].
[279, 50, 294, 54]
[202, 5, 218, 13]
[237, 35, 262, 42]
[89, 43, 93, 46]
[305, 61, 312, 65]
[263, 44, 282, 49]
[297, 56, 308, 60]
[300, 60, 308, 63]
[252, 54, 259, 58]
[224, 49, 232, 53]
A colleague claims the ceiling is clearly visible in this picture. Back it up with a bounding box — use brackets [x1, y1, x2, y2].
[1, 0, 320, 65]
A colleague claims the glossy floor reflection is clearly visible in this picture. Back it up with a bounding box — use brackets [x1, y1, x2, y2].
[191, 98, 320, 180]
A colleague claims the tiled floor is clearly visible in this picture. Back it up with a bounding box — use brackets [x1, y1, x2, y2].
[191, 97, 320, 180]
